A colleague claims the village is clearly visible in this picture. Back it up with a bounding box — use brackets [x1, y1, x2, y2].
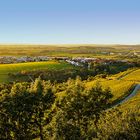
[0, 55, 132, 68]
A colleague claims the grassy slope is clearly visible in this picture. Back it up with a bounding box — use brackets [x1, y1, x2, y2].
[0, 61, 73, 83]
[86, 79, 135, 101]
[56, 68, 140, 102]
[86, 68, 140, 101]
[121, 69, 140, 81]
[110, 68, 137, 80]
[118, 89, 140, 112]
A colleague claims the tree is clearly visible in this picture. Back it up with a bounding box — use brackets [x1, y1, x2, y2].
[29, 78, 55, 140]
[52, 78, 113, 139]
[0, 78, 55, 140]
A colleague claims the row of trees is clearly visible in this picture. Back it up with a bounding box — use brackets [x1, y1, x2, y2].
[88, 61, 136, 74]
[8, 68, 93, 83]
[0, 77, 139, 139]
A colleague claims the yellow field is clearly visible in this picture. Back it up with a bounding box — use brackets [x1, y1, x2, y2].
[110, 68, 137, 80]
[56, 68, 140, 101]
[86, 79, 135, 101]
[121, 69, 140, 81]
[86, 68, 140, 101]
[119, 88, 140, 111]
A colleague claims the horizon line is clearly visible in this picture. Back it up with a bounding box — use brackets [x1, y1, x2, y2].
[0, 43, 140, 46]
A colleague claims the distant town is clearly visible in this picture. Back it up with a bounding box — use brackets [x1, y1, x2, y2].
[0, 56, 136, 69]
[0, 56, 128, 63]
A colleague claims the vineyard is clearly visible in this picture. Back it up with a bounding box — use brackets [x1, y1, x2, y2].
[119, 88, 140, 111]
[121, 69, 140, 82]
[110, 68, 137, 80]
[86, 79, 135, 101]
[57, 74, 138, 102]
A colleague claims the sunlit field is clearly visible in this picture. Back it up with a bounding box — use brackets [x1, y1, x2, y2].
[121, 69, 140, 82]
[86, 79, 135, 101]
[0, 61, 73, 83]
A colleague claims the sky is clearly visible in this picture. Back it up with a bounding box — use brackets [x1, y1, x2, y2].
[0, 0, 140, 44]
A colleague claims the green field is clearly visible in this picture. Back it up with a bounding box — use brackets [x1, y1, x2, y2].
[0, 61, 73, 83]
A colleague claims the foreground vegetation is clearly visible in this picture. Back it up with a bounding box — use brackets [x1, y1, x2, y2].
[0, 77, 139, 139]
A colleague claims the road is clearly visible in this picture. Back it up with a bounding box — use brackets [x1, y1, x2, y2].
[111, 84, 140, 108]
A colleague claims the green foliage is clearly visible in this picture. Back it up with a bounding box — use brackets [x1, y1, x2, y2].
[97, 107, 140, 140]
[50, 78, 113, 139]
[0, 78, 55, 139]
[15, 68, 91, 83]
[0, 76, 139, 140]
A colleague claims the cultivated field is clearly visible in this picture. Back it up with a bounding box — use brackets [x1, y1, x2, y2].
[86, 79, 135, 101]
[121, 69, 140, 82]
[0, 61, 73, 83]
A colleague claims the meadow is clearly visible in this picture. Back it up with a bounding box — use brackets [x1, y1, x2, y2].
[0, 61, 73, 83]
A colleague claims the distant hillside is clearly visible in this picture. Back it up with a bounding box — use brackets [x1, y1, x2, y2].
[0, 44, 140, 57]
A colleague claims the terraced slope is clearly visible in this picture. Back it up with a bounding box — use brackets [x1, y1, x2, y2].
[121, 69, 140, 82]
[86, 68, 140, 107]
[86, 79, 135, 101]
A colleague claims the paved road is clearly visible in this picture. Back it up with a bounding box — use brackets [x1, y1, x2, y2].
[111, 84, 140, 108]
[112, 68, 140, 108]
